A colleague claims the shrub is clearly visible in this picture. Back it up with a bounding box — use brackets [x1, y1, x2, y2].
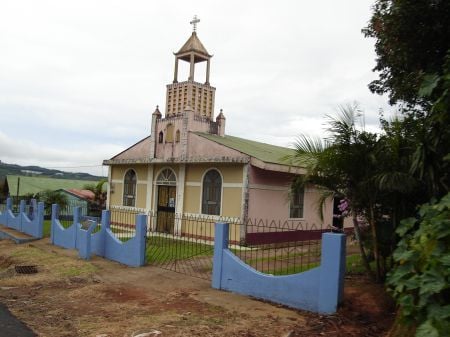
[387, 193, 450, 336]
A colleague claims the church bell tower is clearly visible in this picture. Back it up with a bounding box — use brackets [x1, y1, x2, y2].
[150, 16, 226, 160]
[165, 15, 216, 119]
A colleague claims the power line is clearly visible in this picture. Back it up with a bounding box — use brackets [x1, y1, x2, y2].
[41, 164, 105, 169]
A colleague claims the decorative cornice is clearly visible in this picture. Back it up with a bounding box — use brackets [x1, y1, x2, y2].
[166, 80, 216, 90]
[103, 156, 250, 166]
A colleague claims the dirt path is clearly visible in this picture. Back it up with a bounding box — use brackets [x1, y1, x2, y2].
[0, 238, 394, 337]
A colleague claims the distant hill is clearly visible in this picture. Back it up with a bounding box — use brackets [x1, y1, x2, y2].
[0, 161, 105, 181]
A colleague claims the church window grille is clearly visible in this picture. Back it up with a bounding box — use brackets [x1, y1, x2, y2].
[202, 169, 222, 215]
[156, 168, 177, 186]
[123, 169, 137, 207]
[289, 188, 305, 218]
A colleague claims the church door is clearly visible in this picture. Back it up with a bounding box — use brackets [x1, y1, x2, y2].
[156, 185, 176, 233]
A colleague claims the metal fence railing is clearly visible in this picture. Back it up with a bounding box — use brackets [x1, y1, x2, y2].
[230, 219, 330, 276]
[0, 200, 360, 279]
[109, 207, 144, 241]
[101, 207, 335, 279]
[146, 213, 223, 280]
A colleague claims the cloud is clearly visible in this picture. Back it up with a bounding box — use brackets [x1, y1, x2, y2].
[0, 131, 122, 176]
[0, 0, 396, 174]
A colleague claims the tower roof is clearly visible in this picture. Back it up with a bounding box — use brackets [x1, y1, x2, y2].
[175, 32, 211, 62]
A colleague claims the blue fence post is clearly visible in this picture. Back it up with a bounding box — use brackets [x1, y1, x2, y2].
[5, 198, 12, 227]
[36, 202, 44, 238]
[73, 206, 81, 249]
[30, 199, 37, 219]
[19, 200, 26, 232]
[78, 221, 97, 260]
[135, 214, 147, 267]
[51, 204, 59, 244]
[318, 233, 346, 314]
[98, 210, 110, 257]
[212, 222, 229, 289]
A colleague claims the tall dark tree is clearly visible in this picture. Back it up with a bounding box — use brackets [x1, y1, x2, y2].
[363, 0, 450, 106]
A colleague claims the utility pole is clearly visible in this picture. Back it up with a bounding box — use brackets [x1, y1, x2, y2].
[16, 177, 20, 206]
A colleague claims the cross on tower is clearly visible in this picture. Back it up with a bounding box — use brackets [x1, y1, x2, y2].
[190, 15, 200, 32]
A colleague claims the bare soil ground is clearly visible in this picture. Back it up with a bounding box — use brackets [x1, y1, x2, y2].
[0, 239, 394, 337]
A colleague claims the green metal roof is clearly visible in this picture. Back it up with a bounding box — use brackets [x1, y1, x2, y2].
[6, 175, 99, 196]
[195, 133, 297, 166]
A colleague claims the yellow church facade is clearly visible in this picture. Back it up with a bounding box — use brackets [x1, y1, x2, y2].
[103, 23, 337, 237]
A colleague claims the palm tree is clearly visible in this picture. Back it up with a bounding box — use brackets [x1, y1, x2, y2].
[83, 179, 107, 215]
[287, 104, 387, 281]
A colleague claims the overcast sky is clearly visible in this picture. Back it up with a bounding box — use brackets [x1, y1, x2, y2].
[0, 0, 394, 176]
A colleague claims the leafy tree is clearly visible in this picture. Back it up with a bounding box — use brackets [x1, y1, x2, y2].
[363, 0, 450, 106]
[36, 190, 69, 213]
[413, 55, 450, 199]
[383, 49, 450, 337]
[386, 193, 450, 337]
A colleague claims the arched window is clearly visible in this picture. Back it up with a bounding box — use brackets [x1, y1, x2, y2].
[166, 124, 174, 142]
[202, 169, 222, 215]
[158, 131, 163, 143]
[123, 169, 137, 207]
[156, 168, 177, 186]
[175, 129, 180, 143]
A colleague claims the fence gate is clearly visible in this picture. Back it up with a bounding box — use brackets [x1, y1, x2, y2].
[146, 214, 215, 280]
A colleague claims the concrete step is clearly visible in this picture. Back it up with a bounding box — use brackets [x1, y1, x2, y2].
[0, 225, 39, 244]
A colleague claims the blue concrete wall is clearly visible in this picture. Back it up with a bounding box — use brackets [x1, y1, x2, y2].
[6, 200, 24, 232]
[77, 220, 97, 260]
[21, 200, 44, 239]
[318, 232, 346, 313]
[212, 223, 346, 314]
[51, 206, 146, 267]
[102, 213, 147, 267]
[51, 204, 79, 250]
[0, 198, 44, 239]
[90, 210, 109, 258]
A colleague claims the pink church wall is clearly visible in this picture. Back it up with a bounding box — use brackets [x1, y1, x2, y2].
[247, 166, 334, 227]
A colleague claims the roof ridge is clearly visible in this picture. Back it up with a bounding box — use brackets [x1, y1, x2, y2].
[194, 132, 293, 151]
[194, 132, 298, 167]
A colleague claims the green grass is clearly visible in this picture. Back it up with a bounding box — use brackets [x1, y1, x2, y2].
[43, 221, 129, 240]
[273, 261, 320, 275]
[345, 254, 377, 274]
[269, 253, 369, 276]
[244, 249, 321, 265]
[146, 236, 214, 264]
[43, 220, 51, 237]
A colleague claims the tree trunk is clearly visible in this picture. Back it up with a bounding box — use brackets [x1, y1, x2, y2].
[352, 213, 375, 280]
[369, 205, 382, 282]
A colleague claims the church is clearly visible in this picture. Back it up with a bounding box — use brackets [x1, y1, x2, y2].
[103, 19, 335, 234]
